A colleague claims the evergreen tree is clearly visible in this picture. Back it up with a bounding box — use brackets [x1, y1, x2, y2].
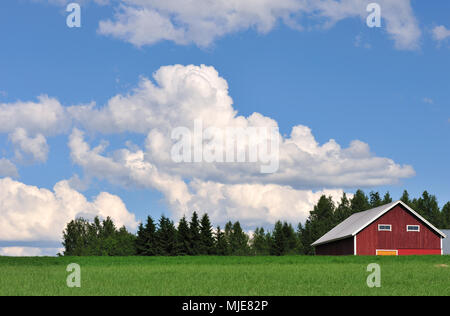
[283, 222, 299, 254]
[177, 216, 192, 255]
[413, 191, 443, 227]
[113, 226, 137, 256]
[400, 190, 412, 206]
[63, 217, 136, 256]
[271, 221, 285, 256]
[157, 216, 179, 256]
[441, 202, 450, 229]
[369, 191, 383, 208]
[382, 191, 393, 204]
[296, 223, 304, 255]
[215, 226, 229, 255]
[251, 227, 271, 256]
[136, 216, 158, 256]
[300, 195, 336, 255]
[200, 213, 215, 255]
[334, 193, 351, 223]
[350, 190, 370, 213]
[189, 212, 201, 255]
[229, 221, 250, 256]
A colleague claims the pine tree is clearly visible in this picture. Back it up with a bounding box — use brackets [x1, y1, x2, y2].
[177, 216, 192, 255]
[157, 216, 179, 256]
[300, 195, 336, 255]
[136, 216, 158, 256]
[214, 226, 229, 255]
[350, 190, 370, 213]
[271, 221, 285, 256]
[283, 222, 299, 254]
[229, 221, 250, 256]
[199, 213, 215, 255]
[369, 191, 383, 208]
[441, 202, 450, 229]
[189, 212, 201, 255]
[251, 227, 271, 256]
[400, 190, 411, 206]
[334, 193, 351, 223]
[413, 191, 442, 228]
[382, 191, 393, 204]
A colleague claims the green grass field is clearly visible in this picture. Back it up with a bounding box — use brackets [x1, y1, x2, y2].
[0, 255, 449, 296]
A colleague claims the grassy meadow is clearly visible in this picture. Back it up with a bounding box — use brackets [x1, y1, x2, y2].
[0, 255, 449, 296]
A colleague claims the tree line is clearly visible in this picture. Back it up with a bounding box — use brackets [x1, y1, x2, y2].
[62, 189, 450, 256]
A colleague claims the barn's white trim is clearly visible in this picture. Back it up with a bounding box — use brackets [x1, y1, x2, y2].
[406, 225, 420, 232]
[378, 224, 392, 232]
[354, 235, 357, 256]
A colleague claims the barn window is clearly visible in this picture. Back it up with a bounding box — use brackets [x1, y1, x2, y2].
[378, 224, 392, 231]
[407, 225, 420, 232]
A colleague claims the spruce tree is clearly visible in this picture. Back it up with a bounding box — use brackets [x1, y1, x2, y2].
[413, 191, 442, 227]
[400, 190, 412, 206]
[382, 191, 393, 204]
[189, 212, 201, 255]
[157, 215, 178, 256]
[441, 202, 450, 229]
[334, 193, 351, 223]
[200, 214, 215, 255]
[350, 190, 370, 213]
[214, 226, 229, 255]
[251, 227, 271, 256]
[136, 216, 158, 256]
[282, 222, 299, 254]
[271, 221, 285, 256]
[369, 191, 383, 208]
[177, 216, 192, 255]
[230, 221, 250, 256]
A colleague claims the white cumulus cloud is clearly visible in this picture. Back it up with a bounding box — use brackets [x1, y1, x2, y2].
[0, 65, 415, 230]
[0, 177, 138, 242]
[9, 128, 49, 163]
[432, 25, 450, 42]
[96, 0, 421, 50]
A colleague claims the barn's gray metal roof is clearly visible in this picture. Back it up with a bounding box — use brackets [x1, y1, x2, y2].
[312, 200, 446, 247]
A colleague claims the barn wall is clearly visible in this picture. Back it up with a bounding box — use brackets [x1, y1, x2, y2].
[442, 230, 450, 255]
[356, 204, 441, 255]
[315, 237, 354, 256]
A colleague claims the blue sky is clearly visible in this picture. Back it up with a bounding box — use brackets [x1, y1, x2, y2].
[0, 0, 449, 256]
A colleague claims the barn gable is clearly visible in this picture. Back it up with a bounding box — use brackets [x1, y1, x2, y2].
[312, 200, 446, 255]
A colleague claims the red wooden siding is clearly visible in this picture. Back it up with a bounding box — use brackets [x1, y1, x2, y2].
[356, 204, 441, 255]
[315, 237, 354, 256]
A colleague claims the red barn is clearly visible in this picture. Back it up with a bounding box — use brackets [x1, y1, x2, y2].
[312, 200, 446, 256]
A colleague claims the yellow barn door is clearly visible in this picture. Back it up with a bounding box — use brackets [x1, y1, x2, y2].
[376, 250, 398, 256]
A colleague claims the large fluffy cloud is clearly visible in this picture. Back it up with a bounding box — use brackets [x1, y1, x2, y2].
[97, 0, 421, 50]
[61, 65, 415, 227]
[0, 177, 138, 242]
[68, 65, 414, 188]
[0, 64, 415, 231]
